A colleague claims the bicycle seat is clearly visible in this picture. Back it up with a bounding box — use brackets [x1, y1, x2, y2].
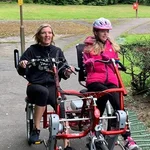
[25, 97, 35, 104]
[80, 88, 88, 93]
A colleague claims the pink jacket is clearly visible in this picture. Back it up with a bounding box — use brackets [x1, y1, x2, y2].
[83, 36, 119, 86]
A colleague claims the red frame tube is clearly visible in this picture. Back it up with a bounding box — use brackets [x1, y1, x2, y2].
[32, 58, 128, 142]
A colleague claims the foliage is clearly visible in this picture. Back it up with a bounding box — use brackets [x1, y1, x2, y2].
[87, 0, 109, 5]
[2, 0, 150, 5]
[120, 37, 150, 95]
[24, 0, 33, 3]
[67, 0, 83, 5]
[120, 0, 135, 4]
[144, 0, 150, 5]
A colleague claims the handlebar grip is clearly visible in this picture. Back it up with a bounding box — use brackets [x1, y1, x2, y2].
[117, 61, 126, 72]
[64, 64, 80, 75]
[75, 67, 80, 72]
[71, 67, 80, 75]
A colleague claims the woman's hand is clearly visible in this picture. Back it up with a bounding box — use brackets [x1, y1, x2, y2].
[19, 60, 28, 68]
[64, 66, 75, 78]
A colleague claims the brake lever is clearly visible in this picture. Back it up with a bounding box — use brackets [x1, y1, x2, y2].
[65, 65, 80, 75]
[115, 60, 126, 72]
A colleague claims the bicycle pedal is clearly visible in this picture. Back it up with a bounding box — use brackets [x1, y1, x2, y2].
[34, 140, 43, 145]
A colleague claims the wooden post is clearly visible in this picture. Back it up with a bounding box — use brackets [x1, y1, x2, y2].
[136, 0, 139, 18]
[18, 0, 25, 55]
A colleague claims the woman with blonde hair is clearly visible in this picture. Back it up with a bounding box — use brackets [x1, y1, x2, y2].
[83, 18, 139, 150]
[18, 24, 75, 150]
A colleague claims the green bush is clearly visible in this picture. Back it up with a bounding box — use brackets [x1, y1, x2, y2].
[87, 0, 108, 5]
[24, 0, 33, 3]
[42, 0, 53, 4]
[54, 0, 68, 5]
[120, 39, 150, 95]
[1, 0, 17, 1]
[113, 0, 118, 4]
[67, 0, 83, 4]
[5, 0, 150, 5]
[108, 0, 118, 4]
[121, 0, 135, 4]
[145, 0, 150, 5]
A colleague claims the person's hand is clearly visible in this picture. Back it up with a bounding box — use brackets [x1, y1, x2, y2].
[64, 66, 75, 78]
[19, 60, 28, 68]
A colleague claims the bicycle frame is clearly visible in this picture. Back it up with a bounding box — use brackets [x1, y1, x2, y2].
[50, 58, 127, 150]
[58, 89, 127, 137]
[39, 57, 128, 149]
[14, 49, 128, 150]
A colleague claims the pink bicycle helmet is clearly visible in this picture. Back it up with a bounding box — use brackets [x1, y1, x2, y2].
[93, 18, 112, 30]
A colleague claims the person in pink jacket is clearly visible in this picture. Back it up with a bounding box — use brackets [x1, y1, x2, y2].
[83, 18, 139, 150]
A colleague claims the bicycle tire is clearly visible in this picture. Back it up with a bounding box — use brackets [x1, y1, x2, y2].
[26, 103, 34, 145]
[116, 143, 126, 150]
[95, 142, 109, 150]
[27, 119, 33, 145]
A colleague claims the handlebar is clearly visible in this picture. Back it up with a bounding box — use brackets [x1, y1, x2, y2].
[64, 64, 80, 75]
[26, 58, 53, 72]
[27, 58, 52, 68]
[94, 58, 111, 64]
[26, 57, 80, 74]
[95, 58, 126, 72]
[115, 60, 127, 72]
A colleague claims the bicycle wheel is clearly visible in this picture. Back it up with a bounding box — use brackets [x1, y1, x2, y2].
[116, 142, 126, 150]
[95, 142, 109, 150]
[26, 103, 34, 145]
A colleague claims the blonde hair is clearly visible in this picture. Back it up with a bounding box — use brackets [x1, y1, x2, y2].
[92, 37, 120, 55]
[34, 24, 55, 44]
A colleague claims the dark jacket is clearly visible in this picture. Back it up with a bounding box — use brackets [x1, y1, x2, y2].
[17, 44, 68, 84]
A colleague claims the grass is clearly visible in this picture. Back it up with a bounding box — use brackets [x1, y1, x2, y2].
[121, 34, 150, 44]
[0, 3, 150, 20]
[0, 2, 150, 86]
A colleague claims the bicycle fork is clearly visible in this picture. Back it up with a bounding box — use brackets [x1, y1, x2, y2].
[86, 131, 108, 150]
[86, 119, 109, 150]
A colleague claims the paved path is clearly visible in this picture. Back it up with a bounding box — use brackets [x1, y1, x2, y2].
[0, 18, 150, 150]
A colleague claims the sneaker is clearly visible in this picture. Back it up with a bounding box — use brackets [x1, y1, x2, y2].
[124, 136, 139, 150]
[64, 146, 76, 150]
[29, 128, 40, 143]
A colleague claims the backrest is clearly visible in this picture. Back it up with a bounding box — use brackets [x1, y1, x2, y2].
[76, 44, 86, 87]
